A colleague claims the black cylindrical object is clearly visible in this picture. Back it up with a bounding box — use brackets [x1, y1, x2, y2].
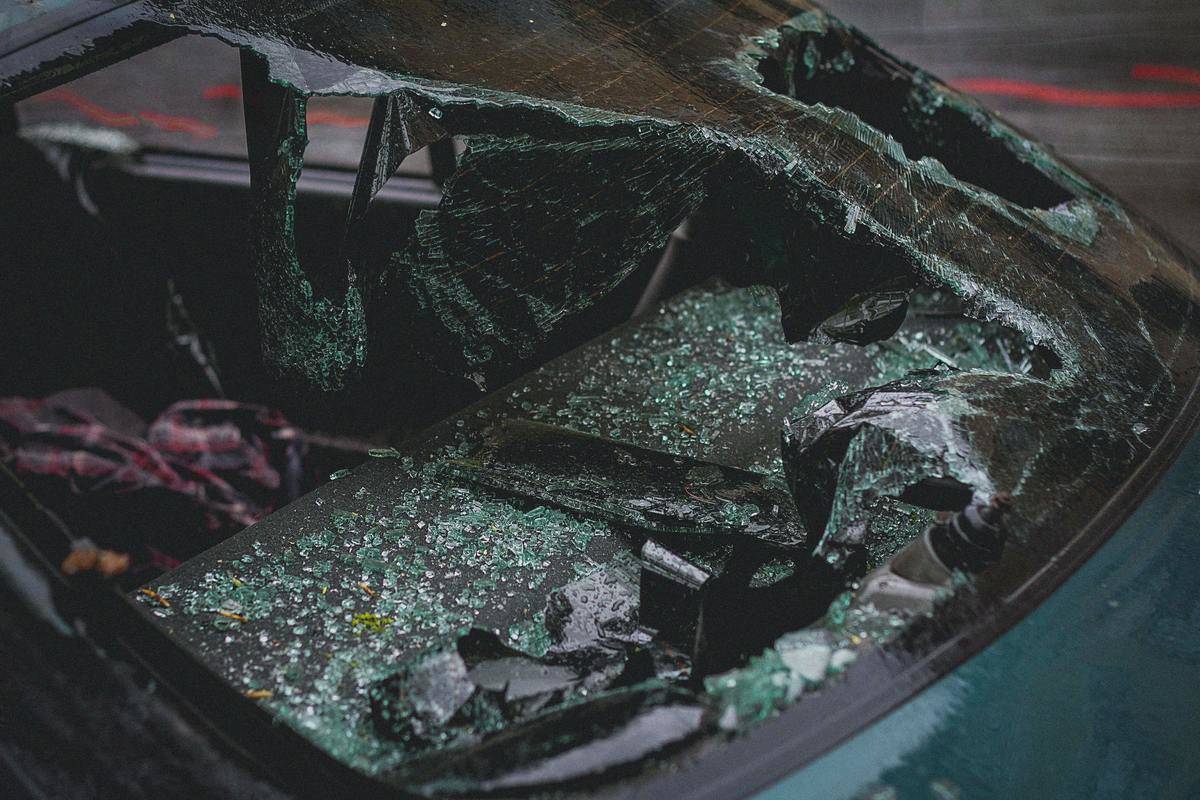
[927, 493, 1012, 573]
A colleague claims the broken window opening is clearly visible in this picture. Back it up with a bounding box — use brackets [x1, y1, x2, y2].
[342, 93, 448, 271]
[239, 50, 366, 393]
[904, 289, 1063, 379]
[755, 16, 1076, 210]
[238, 59, 469, 395]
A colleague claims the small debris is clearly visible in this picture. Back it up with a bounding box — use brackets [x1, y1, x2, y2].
[137, 587, 171, 608]
[61, 545, 130, 578]
[351, 613, 395, 633]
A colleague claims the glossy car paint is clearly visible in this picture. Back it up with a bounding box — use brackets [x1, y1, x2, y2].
[760, 430, 1200, 800]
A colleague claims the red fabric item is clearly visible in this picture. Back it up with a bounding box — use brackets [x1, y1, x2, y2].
[0, 394, 304, 540]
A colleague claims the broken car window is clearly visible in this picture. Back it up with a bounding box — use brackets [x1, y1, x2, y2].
[4, 0, 1200, 796]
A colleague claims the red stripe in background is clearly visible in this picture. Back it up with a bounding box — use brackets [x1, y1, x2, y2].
[1130, 63, 1200, 87]
[949, 78, 1200, 108]
[137, 111, 219, 139]
[201, 83, 242, 100]
[34, 89, 139, 127]
[951, 63, 1200, 109]
[31, 83, 369, 141]
[32, 88, 218, 138]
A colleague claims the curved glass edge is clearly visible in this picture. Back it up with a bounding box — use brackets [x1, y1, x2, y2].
[757, 427, 1200, 800]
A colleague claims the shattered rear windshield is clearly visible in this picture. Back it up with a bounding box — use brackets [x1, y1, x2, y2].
[13, 0, 1198, 795]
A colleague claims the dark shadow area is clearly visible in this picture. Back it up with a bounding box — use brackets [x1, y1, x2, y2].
[0, 125, 673, 441]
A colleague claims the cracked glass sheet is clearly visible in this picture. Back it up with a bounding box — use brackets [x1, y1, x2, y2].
[448, 419, 806, 551]
[781, 368, 1067, 575]
[141, 0, 1197, 379]
[135, 4, 1200, 573]
[115, 0, 1200, 791]
[134, 282, 1042, 791]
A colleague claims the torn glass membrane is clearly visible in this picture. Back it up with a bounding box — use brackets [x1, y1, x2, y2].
[93, 0, 1200, 795]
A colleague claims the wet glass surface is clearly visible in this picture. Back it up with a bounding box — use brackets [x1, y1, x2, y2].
[131, 280, 1186, 793]
[79, 0, 1200, 793]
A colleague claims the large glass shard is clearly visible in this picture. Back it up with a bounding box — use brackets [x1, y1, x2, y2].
[780, 364, 1121, 582]
[638, 539, 711, 651]
[240, 51, 366, 391]
[449, 420, 806, 552]
[344, 92, 444, 259]
[544, 563, 642, 661]
[370, 628, 621, 751]
[367, 573, 704, 790]
[815, 278, 911, 345]
[399, 684, 709, 795]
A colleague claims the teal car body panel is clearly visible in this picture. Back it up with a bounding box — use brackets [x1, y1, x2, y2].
[760, 433, 1200, 800]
